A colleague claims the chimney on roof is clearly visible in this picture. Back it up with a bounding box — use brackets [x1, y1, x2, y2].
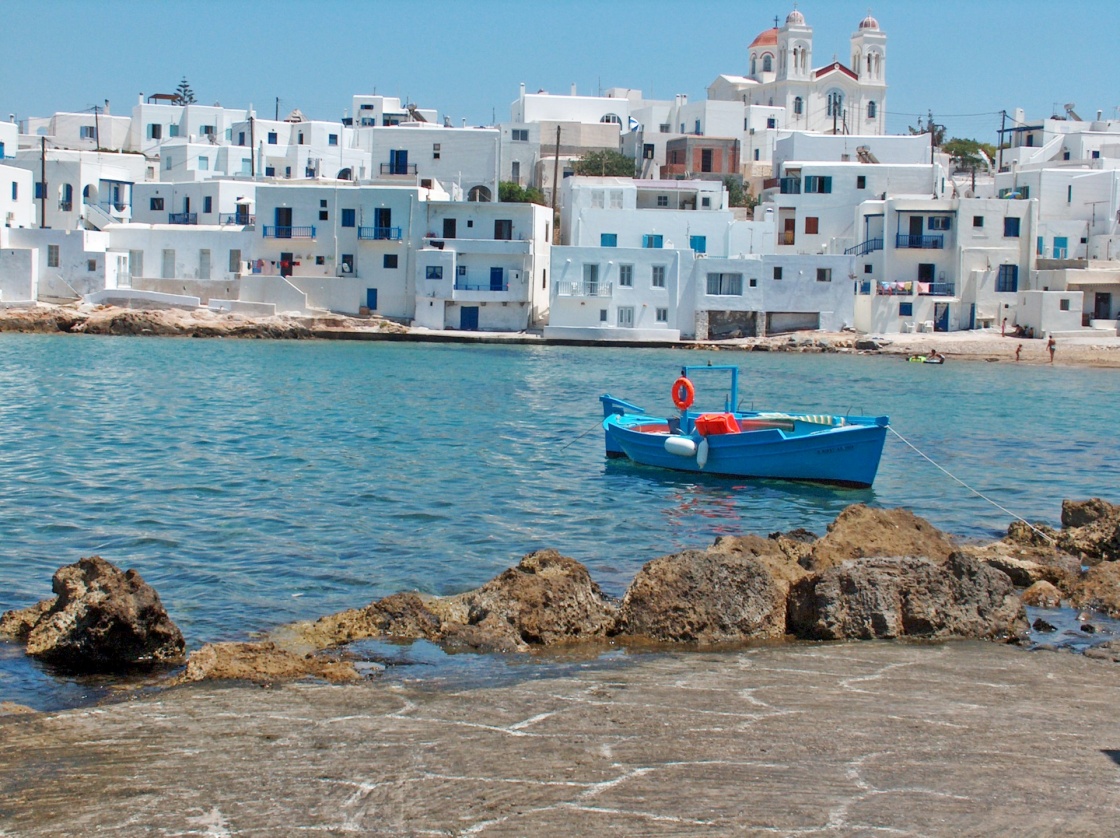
[104, 99, 110, 115]
[570, 83, 577, 96]
[520, 83, 525, 97]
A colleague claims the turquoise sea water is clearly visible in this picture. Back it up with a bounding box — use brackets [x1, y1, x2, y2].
[1, 334, 1118, 708]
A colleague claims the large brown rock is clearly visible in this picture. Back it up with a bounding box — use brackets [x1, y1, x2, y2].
[1, 556, 184, 670]
[956, 539, 1080, 594]
[181, 641, 359, 684]
[1061, 498, 1118, 529]
[1070, 562, 1120, 618]
[1056, 499, 1120, 565]
[1021, 580, 1063, 608]
[789, 553, 1027, 641]
[614, 538, 800, 644]
[804, 505, 956, 572]
[437, 549, 617, 649]
[289, 550, 617, 653]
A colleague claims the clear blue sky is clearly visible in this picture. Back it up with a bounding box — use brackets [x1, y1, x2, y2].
[3, 0, 1117, 144]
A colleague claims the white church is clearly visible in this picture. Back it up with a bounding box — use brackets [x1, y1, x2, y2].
[708, 8, 887, 136]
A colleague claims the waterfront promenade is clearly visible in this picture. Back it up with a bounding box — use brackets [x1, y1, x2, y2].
[2, 302, 1119, 367]
[2, 641, 1119, 834]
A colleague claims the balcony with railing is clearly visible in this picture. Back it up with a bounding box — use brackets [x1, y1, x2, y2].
[875, 280, 956, 297]
[262, 225, 316, 239]
[379, 163, 418, 176]
[557, 280, 613, 298]
[454, 281, 509, 292]
[895, 234, 944, 249]
[845, 237, 883, 256]
[357, 226, 402, 241]
[168, 212, 197, 225]
[220, 213, 255, 225]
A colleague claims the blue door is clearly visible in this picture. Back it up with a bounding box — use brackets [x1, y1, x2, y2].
[1053, 236, 1069, 258]
[934, 302, 949, 332]
[490, 267, 504, 290]
[365, 288, 377, 310]
[460, 306, 479, 331]
[390, 149, 408, 175]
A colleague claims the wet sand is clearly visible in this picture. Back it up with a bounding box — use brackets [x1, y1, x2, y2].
[2, 641, 1119, 835]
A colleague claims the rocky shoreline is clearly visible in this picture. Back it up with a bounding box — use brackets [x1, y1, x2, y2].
[2, 302, 1119, 366]
[3, 500, 1119, 694]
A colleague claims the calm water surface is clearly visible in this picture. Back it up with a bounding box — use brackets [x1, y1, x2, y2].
[1, 334, 1117, 708]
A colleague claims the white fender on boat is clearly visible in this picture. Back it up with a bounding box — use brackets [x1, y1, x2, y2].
[696, 437, 709, 469]
[664, 435, 697, 457]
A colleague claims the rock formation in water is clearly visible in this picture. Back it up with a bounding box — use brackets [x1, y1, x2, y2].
[789, 553, 1027, 641]
[0, 556, 184, 670]
[612, 536, 804, 643]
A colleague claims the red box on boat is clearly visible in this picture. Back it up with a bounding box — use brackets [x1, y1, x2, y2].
[694, 413, 741, 436]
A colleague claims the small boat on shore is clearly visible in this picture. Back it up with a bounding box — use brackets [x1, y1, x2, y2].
[600, 365, 889, 488]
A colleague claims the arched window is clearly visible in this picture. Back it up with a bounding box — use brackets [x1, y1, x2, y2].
[337, 168, 352, 180]
[827, 91, 843, 118]
[762, 54, 772, 73]
[793, 97, 803, 116]
[867, 101, 877, 119]
[750, 56, 757, 76]
[600, 114, 622, 125]
[467, 185, 492, 202]
[873, 53, 881, 77]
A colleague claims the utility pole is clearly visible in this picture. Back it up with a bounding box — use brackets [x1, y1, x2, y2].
[39, 136, 48, 228]
[275, 97, 279, 121]
[551, 125, 561, 238]
[998, 110, 1006, 173]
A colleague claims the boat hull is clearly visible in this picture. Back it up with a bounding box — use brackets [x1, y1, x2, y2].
[603, 413, 888, 488]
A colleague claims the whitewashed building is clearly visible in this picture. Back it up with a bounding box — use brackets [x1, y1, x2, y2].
[354, 124, 498, 201]
[852, 197, 1035, 334]
[8, 148, 148, 231]
[414, 201, 552, 331]
[249, 181, 429, 317]
[547, 177, 853, 340]
[709, 10, 887, 137]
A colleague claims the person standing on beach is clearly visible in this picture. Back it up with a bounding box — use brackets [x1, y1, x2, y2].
[1015, 343, 1022, 362]
[1047, 335, 1056, 364]
[1002, 317, 1007, 337]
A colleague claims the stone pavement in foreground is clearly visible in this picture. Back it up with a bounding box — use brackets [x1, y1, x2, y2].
[1, 641, 1118, 835]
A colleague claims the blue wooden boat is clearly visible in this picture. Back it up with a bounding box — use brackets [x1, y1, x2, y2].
[600, 365, 889, 488]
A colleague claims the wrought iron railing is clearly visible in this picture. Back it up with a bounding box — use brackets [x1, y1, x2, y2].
[844, 237, 883, 256]
[454, 282, 509, 291]
[895, 234, 944, 249]
[379, 163, 418, 175]
[263, 225, 316, 238]
[357, 226, 402, 241]
[168, 212, 197, 225]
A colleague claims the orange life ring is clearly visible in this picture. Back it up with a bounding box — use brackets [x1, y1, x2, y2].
[671, 377, 695, 410]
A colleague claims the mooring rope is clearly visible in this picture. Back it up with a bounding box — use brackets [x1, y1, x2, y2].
[560, 417, 606, 451]
[887, 426, 1056, 543]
